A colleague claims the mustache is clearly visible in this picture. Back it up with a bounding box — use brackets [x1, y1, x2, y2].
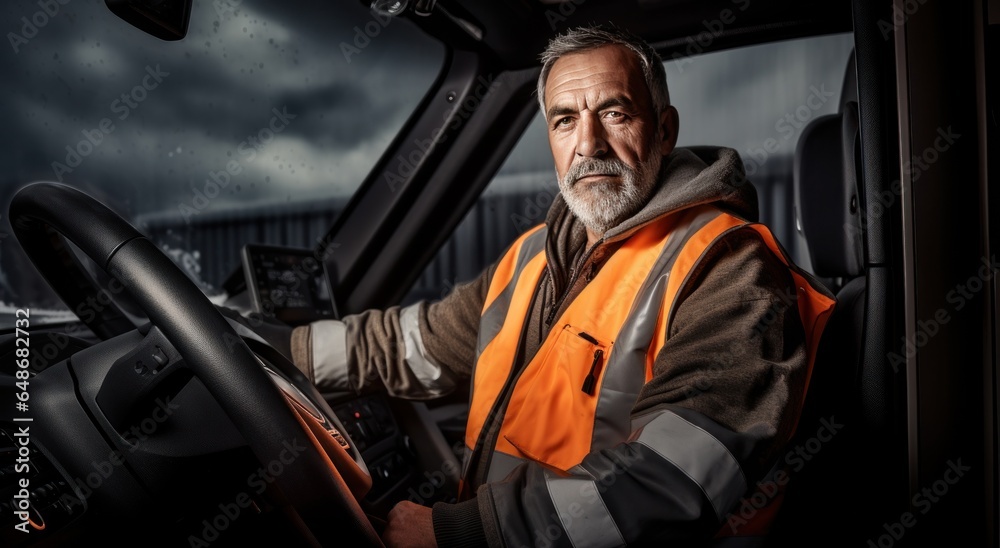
[564, 158, 633, 185]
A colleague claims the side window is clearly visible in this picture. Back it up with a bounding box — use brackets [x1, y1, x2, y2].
[666, 32, 854, 269]
[404, 114, 554, 304]
[404, 33, 854, 304]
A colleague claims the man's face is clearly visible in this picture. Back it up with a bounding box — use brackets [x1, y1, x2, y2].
[544, 44, 677, 235]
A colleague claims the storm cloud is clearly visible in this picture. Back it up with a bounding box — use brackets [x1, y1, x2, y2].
[0, 0, 444, 220]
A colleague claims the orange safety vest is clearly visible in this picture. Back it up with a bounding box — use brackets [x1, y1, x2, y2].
[462, 204, 835, 538]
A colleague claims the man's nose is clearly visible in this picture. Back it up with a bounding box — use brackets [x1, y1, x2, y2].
[575, 113, 608, 157]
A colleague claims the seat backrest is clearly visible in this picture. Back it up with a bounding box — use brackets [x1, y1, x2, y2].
[793, 50, 865, 419]
[765, 51, 869, 546]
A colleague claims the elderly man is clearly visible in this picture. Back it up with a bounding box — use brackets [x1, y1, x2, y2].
[287, 25, 834, 547]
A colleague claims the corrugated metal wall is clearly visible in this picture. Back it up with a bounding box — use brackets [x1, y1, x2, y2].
[138, 160, 797, 306]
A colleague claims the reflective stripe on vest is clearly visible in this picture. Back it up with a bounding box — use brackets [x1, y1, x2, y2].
[463, 205, 835, 524]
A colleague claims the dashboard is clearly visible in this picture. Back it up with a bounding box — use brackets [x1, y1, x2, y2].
[0, 223, 462, 545]
[0, 321, 460, 546]
[0, 424, 76, 540]
[238, 243, 460, 513]
[241, 244, 339, 325]
[327, 393, 458, 514]
[238, 244, 460, 510]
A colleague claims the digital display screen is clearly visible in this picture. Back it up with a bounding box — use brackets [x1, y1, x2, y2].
[242, 245, 339, 324]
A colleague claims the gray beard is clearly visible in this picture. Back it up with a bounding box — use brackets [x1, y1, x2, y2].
[558, 149, 663, 237]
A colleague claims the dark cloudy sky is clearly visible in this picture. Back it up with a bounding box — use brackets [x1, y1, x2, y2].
[0, 0, 852, 313]
[0, 0, 445, 221]
[0, 0, 853, 215]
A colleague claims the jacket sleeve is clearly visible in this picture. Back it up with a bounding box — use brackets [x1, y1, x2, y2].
[289, 262, 497, 399]
[432, 227, 812, 547]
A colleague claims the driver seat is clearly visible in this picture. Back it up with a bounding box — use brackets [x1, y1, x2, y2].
[764, 51, 871, 545]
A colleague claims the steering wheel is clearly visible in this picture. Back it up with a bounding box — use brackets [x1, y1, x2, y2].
[10, 182, 381, 545]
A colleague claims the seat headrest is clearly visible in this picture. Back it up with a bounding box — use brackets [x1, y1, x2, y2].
[793, 51, 863, 279]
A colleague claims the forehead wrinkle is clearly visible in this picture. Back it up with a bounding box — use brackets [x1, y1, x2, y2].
[544, 49, 648, 114]
[547, 70, 632, 107]
[547, 84, 634, 118]
[549, 74, 625, 98]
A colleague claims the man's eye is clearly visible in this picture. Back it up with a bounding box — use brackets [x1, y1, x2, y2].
[604, 111, 625, 120]
[555, 117, 573, 127]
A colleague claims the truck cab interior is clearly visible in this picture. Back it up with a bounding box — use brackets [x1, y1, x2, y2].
[0, 0, 995, 546]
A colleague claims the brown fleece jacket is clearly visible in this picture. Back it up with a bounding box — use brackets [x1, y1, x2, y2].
[292, 146, 820, 546]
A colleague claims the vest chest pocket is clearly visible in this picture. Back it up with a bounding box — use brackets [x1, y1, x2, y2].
[499, 324, 612, 471]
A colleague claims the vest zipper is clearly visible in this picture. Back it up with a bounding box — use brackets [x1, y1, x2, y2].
[546, 240, 603, 326]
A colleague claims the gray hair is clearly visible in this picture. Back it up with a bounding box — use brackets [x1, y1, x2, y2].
[537, 25, 670, 118]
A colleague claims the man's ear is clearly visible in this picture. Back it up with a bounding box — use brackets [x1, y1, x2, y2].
[659, 105, 679, 156]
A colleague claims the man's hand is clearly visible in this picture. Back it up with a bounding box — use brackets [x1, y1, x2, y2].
[383, 501, 437, 548]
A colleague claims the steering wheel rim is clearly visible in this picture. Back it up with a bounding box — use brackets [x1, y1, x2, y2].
[10, 181, 380, 545]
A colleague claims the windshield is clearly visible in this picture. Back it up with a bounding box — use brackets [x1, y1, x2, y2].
[0, 0, 444, 327]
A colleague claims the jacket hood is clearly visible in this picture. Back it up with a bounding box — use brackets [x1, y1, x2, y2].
[609, 145, 758, 236]
[543, 146, 758, 283]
